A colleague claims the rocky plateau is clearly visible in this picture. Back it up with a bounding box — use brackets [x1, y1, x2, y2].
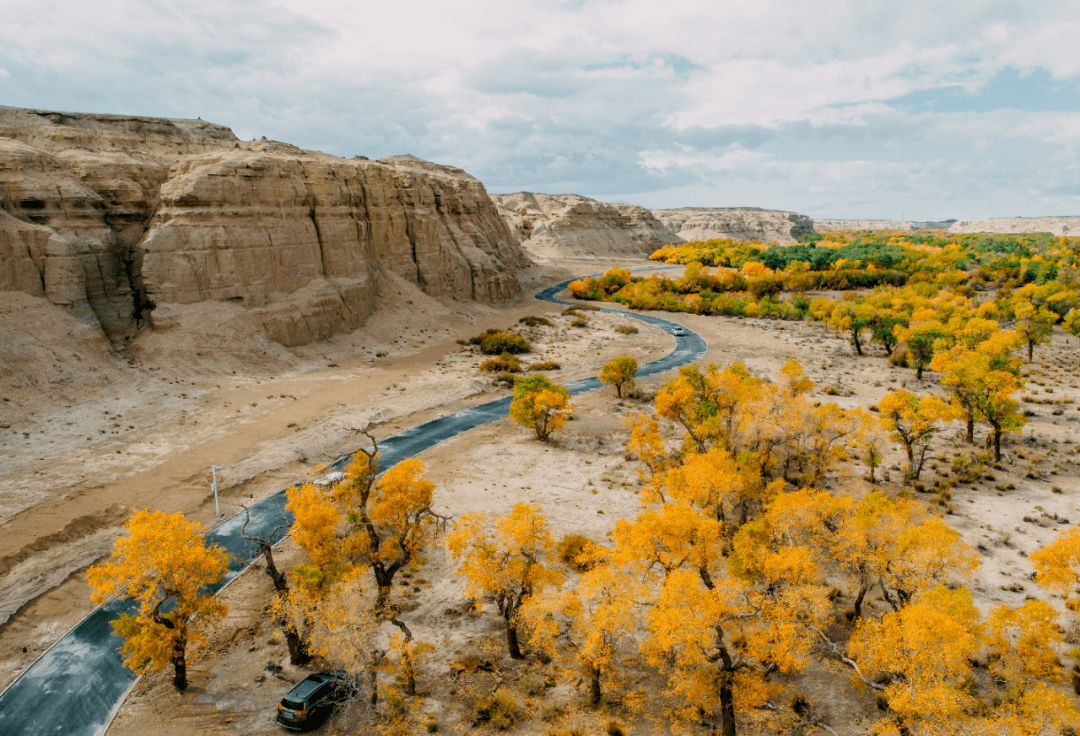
[652, 206, 813, 244]
[949, 216, 1080, 237]
[491, 192, 682, 260]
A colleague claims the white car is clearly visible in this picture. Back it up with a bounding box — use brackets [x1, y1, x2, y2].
[671, 326, 687, 337]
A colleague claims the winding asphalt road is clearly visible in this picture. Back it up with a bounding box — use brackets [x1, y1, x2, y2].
[0, 274, 706, 736]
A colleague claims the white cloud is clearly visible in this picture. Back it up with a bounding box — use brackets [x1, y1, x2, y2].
[1, 0, 1079, 218]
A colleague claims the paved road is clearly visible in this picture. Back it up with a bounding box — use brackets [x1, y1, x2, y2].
[0, 274, 705, 736]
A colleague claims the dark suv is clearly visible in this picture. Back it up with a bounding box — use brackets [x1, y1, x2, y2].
[276, 671, 349, 731]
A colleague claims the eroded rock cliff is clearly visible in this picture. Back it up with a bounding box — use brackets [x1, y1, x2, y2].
[492, 192, 681, 260]
[814, 219, 915, 232]
[653, 207, 813, 244]
[0, 106, 526, 347]
[949, 217, 1080, 237]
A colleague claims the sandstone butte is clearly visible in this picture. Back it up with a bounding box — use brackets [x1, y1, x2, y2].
[652, 206, 814, 245]
[0, 106, 528, 349]
[491, 192, 683, 260]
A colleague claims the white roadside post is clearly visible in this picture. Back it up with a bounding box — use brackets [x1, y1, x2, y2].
[212, 465, 222, 516]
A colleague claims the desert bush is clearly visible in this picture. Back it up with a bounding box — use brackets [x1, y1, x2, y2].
[530, 361, 562, 371]
[520, 316, 554, 327]
[556, 534, 605, 571]
[888, 346, 910, 368]
[571, 317, 588, 328]
[467, 690, 521, 730]
[747, 275, 783, 299]
[493, 373, 517, 387]
[614, 324, 639, 334]
[479, 331, 531, 355]
[469, 327, 501, 345]
[481, 353, 522, 373]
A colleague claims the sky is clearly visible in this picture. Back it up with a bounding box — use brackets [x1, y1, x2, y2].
[2, 0, 1079, 220]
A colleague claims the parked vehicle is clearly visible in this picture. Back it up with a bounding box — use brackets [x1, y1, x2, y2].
[671, 326, 687, 336]
[276, 671, 349, 731]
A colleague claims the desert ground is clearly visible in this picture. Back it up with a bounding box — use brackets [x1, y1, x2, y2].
[3, 256, 1080, 736]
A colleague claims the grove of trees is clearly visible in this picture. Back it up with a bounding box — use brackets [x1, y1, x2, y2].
[89, 228, 1080, 732]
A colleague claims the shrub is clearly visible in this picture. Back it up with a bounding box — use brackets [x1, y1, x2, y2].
[529, 361, 561, 371]
[614, 324, 639, 334]
[747, 275, 783, 299]
[557, 534, 605, 571]
[493, 373, 517, 387]
[469, 327, 500, 345]
[889, 346, 910, 368]
[468, 691, 521, 730]
[520, 315, 554, 327]
[479, 331, 531, 355]
[481, 353, 522, 373]
[571, 317, 588, 328]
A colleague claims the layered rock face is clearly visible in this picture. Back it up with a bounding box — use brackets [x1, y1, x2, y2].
[492, 192, 682, 260]
[0, 106, 525, 347]
[814, 219, 915, 232]
[653, 207, 813, 244]
[949, 217, 1080, 237]
[814, 219, 958, 231]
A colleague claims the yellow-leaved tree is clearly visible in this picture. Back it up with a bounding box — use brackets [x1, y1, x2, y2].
[829, 491, 977, 618]
[87, 509, 229, 691]
[446, 502, 563, 658]
[520, 561, 641, 704]
[598, 355, 638, 398]
[509, 374, 574, 441]
[287, 436, 444, 615]
[895, 316, 946, 380]
[1030, 527, 1080, 612]
[848, 585, 1080, 736]
[877, 390, 955, 481]
[644, 540, 830, 736]
[848, 584, 982, 734]
[931, 329, 1024, 449]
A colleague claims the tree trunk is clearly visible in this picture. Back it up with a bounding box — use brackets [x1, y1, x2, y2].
[505, 620, 524, 659]
[994, 428, 1002, 462]
[375, 583, 391, 616]
[966, 416, 974, 445]
[368, 649, 385, 706]
[285, 626, 310, 666]
[852, 330, 863, 356]
[615, 383, 622, 398]
[1028, 340, 1034, 363]
[404, 659, 417, 696]
[589, 666, 601, 705]
[853, 586, 868, 620]
[719, 671, 737, 736]
[916, 364, 924, 380]
[172, 633, 188, 692]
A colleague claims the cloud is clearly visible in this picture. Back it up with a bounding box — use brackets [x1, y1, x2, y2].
[0, 0, 1079, 218]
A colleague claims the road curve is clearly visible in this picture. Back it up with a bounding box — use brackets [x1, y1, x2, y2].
[0, 274, 706, 736]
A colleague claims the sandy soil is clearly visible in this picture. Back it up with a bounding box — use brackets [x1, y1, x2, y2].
[0, 259, 673, 691]
[4, 257, 1080, 735]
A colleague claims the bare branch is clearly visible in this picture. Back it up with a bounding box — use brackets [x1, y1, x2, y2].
[804, 623, 886, 692]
